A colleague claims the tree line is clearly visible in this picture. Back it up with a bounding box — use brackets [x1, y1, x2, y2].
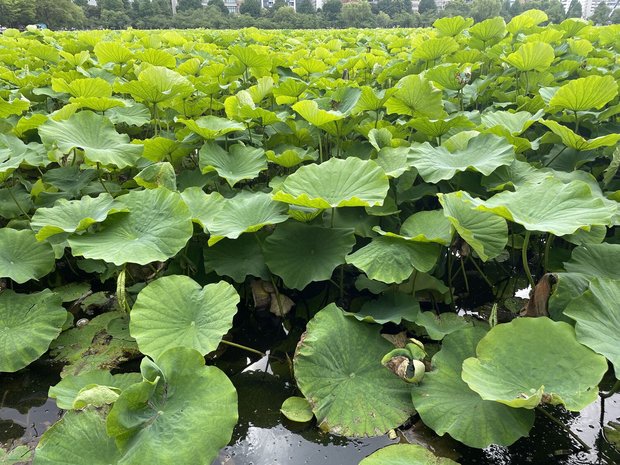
[0, 0, 618, 30]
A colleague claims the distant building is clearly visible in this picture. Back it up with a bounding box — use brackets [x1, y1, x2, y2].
[261, 0, 297, 8]
[581, 0, 620, 17]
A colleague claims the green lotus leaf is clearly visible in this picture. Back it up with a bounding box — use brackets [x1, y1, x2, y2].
[0, 289, 66, 373]
[105, 102, 150, 127]
[49, 370, 142, 410]
[353, 87, 396, 114]
[503, 41, 554, 72]
[385, 74, 446, 119]
[347, 292, 420, 325]
[409, 134, 514, 184]
[51, 77, 112, 99]
[412, 37, 459, 62]
[106, 347, 238, 465]
[462, 317, 608, 411]
[203, 235, 269, 282]
[30, 193, 127, 241]
[135, 48, 176, 68]
[179, 187, 223, 230]
[507, 8, 547, 33]
[564, 278, 620, 376]
[33, 410, 121, 465]
[360, 444, 459, 465]
[273, 157, 389, 209]
[346, 236, 440, 284]
[415, 311, 472, 340]
[374, 147, 409, 178]
[199, 142, 267, 187]
[229, 44, 271, 69]
[375, 210, 453, 246]
[68, 188, 193, 265]
[541, 120, 620, 151]
[411, 327, 535, 448]
[266, 146, 318, 168]
[564, 243, 620, 278]
[293, 304, 414, 437]
[39, 111, 143, 169]
[470, 17, 507, 43]
[0, 445, 31, 465]
[549, 75, 618, 112]
[292, 99, 345, 127]
[140, 137, 191, 163]
[115, 66, 193, 105]
[433, 16, 474, 37]
[130, 275, 239, 359]
[0, 97, 29, 118]
[408, 115, 475, 139]
[481, 110, 543, 136]
[94, 41, 133, 64]
[0, 229, 55, 283]
[178, 115, 245, 140]
[69, 96, 125, 112]
[134, 162, 176, 190]
[263, 222, 355, 290]
[280, 396, 314, 423]
[438, 192, 508, 261]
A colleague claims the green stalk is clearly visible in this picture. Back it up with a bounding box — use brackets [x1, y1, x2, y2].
[544, 233, 554, 273]
[536, 406, 590, 451]
[468, 255, 494, 292]
[96, 163, 111, 196]
[220, 340, 266, 358]
[600, 380, 620, 399]
[460, 256, 470, 294]
[7, 183, 30, 219]
[522, 231, 535, 288]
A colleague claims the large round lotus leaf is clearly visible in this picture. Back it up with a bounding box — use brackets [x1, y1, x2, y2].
[293, 304, 414, 437]
[30, 193, 127, 241]
[263, 222, 356, 290]
[199, 142, 267, 187]
[348, 292, 420, 325]
[466, 178, 615, 235]
[549, 75, 618, 112]
[49, 370, 142, 410]
[346, 236, 440, 284]
[0, 289, 66, 372]
[130, 275, 239, 359]
[203, 235, 269, 282]
[433, 16, 474, 37]
[462, 318, 608, 411]
[280, 396, 313, 422]
[0, 229, 55, 283]
[384, 74, 446, 119]
[272, 157, 389, 209]
[411, 327, 535, 448]
[415, 312, 472, 341]
[564, 278, 620, 376]
[438, 191, 508, 261]
[33, 410, 121, 465]
[38, 111, 143, 168]
[68, 188, 193, 265]
[375, 210, 453, 246]
[359, 444, 459, 465]
[412, 37, 459, 62]
[106, 347, 238, 465]
[563, 243, 620, 279]
[114, 66, 193, 104]
[503, 41, 554, 72]
[408, 134, 514, 184]
[179, 116, 245, 139]
[470, 17, 506, 42]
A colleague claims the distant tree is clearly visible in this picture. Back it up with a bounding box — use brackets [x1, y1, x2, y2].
[322, 0, 342, 20]
[178, 0, 204, 11]
[100, 8, 131, 28]
[151, 0, 173, 15]
[240, 0, 261, 17]
[272, 0, 288, 10]
[443, 0, 472, 17]
[545, 0, 566, 22]
[341, 1, 374, 27]
[566, 0, 583, 17]
[0, 0, 37, 26]
[470, 0, 502, 21]
[612, 7, 620, 23]
[74, 0, 88, 7]
[500, 0, 512, 20]
[509, 0, 522, 16]
[376, 10, 390, 25]
[273, 5, 298, 25]
[402, 0, 412, 12]
[208, 0, 230, 14]
[418, 0, 436, 13]
[36, 0, 86, 28]
[297, 0, 315, 13]
[589, 1, 610, 23]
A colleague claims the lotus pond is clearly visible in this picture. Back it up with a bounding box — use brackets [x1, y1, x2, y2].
[1, 9, 620, 465]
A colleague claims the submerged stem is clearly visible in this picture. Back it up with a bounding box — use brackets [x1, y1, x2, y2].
[522, 231, 535, 288]
[536, 406, 590, 451]
[220, 340, 266, 358]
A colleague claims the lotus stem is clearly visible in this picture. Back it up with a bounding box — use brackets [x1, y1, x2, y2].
[447, 251, 456, 312]
[543, 146, 567, 168]
[330, 208, 335, 228]
[96, 163, 112, 195]
[574, 110, 580, 133]
[460, 256, 470, 294]
[522, 231, 535, 289]
[544, 233, 554, 273]
[536, 406, 590, 451]
[600, 380, 620, 399]
[467, 255, 494, 291]
[6, 183, 30, 219]
[220, 340, 266, 358]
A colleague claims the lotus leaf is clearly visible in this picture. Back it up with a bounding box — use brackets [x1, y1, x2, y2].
[0, 229, 55, 283]
[0, 445, 31, 465]
[549, 75, 618, 111]
[292, 100, 345, 127]
[51, 78, 112, 99]
[273, 157, 389, 209]
[462, 317, 607, 411]
[266, 146, 318, 168]
[503, 42, 554, 72]
[408, 134, 514, 183]
[433, 16, 473, 37]
[541, 120, 620, 151]
[115, 66, 193, 104]
[411, 327, 534, 448]
[412, 37, 459, 62]
[106, 347, 238, 465]
[203, 235, 269, 282]
[94, 42, 133, 64]
[281, 396, 314, 422]
[130, 275, 239, 359]
[347, 292, 420, 325]
[470, 17, 506, 43]
[68, 188, 192, 265]
[293, 304, 414, 436]
[199, 142, 267, 187]
[385, 74, 446, 119]
[481, 110, 543, 135]
[0, 289, 66, 372]
[415, 312, 472, 340]
[507, 9, 547, 33]
[375, 210, 453, 246]
[360, 444, 458, 465]
[134, 162, 176, 190]
[38, 111, 143, 168]
[264, 222, 355, 290]
[178, 115, 245, 139]
[564, 243, 620, 278]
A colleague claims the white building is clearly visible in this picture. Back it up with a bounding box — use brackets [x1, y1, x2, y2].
[581, 0, 620, 17]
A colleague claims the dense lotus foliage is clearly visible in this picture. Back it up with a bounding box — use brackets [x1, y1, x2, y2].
[1, 10, 620, 464]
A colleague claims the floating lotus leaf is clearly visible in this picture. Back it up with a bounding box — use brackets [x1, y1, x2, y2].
[33, 410, 121, 465]
[280, 396, 313, 423]
[409, 134, 514, 184]
[564, 278, 620, 376]
[347, 236, 440, 284]
[30, 194, 127, 241]
[411, 327, 534, 448]
[433, 16, 473, 37]
[360, 444, 458, 465]
[438, 192, 508, 261]
[106, 347, 238, 465]
[549, 75, 618, 112]
[415, 312, 472, 340]
[0, 289, 66, 373]
[199, 142, 267, 187]
[541, 120, 620, 151]
[462, 317, 607, 411]
[385, 74, 446, 119]
[130, 275, 239, 359]
[0, 229, 55, 283]
[564, 243, 620, 278]
[467, 178, 615, 235]
[503, 41, 554, 72]
[178, 115, 245, 139]
[273, 157, 389, 209]
[263, 222, 355, 290]
[203, 235, 269, 282]
[293, 304, 414, 437]
[347, 292, 420, 325]
[68, 188, 192, 265]
[49, 370, 142, 410]
[375, 210, 453, 246]
[39, 111, 143, 169]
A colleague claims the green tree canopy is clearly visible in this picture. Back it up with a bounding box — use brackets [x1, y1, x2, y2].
[471, 0, 502, 22]
[418, 0, 437, 13]
[240, 0, 261, 17]
[566, 0, 582, 18]
[178, 0, 204, 11]
[590, 1, 611, 24]
[208, 0, 230, 14]
[297, 0, 315, 13]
